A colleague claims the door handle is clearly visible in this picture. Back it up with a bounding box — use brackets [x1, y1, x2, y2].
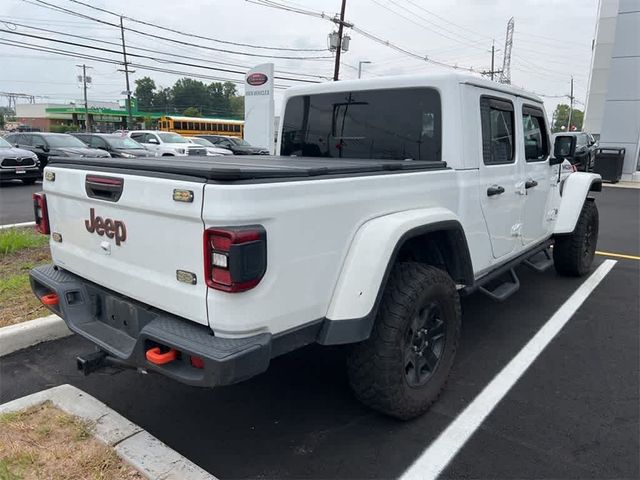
[487, 185, 505, 197]
[525, 179, 538, 189]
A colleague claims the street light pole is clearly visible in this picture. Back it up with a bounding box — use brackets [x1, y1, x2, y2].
[358, 60, 371, 79]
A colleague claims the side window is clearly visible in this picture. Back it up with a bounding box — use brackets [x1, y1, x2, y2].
[130, 133, 144, 142]
[90, 137, 106, 149]
[480, 96, 515, 165]
[148, 133, 160, 143]
[32, 135, 46, 148]
[522, 106, 549, 162]
[17, 134, 33, 146]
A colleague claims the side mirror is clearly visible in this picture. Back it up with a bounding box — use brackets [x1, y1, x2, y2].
[34, 144, 49, 152]
[147, 138, 159, 144]
[550, 135, 576, 166]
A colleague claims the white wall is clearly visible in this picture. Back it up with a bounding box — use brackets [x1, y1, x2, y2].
[583, 0, 619, 135]
[598, 0, 640, 175]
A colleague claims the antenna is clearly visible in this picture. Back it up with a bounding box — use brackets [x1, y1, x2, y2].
[499, 17, 514, 84]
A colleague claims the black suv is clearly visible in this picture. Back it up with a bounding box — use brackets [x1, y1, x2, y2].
[195, 135, 269, 155]
[71, 133, 149, 158]
[4, 132, 110, 171]
[552, 131, 598, 171]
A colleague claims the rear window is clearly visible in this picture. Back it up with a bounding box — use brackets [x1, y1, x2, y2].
[280, 87, 441, 161]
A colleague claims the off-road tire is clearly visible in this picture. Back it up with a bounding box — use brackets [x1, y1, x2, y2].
[347, 263, 461, 420]
[553, 199, 599, 276]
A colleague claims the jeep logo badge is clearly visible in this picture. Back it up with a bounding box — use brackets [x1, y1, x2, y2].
[85, 208, 127, 246]
[246, 73, 268, 86]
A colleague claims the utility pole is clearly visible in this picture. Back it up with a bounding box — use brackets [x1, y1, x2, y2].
[567, 76, 574, 131]
[490, 40, 495, 81]
[333, 0, 347, 81]
[77, 64, 92, 132]
[119, 16, 134, 129]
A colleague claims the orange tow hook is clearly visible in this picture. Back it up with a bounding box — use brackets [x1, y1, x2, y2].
[40, 293, 59, 306]
[146, 347, 178, 365]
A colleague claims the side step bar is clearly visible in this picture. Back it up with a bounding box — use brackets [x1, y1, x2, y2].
[461, 240, 553, 302]
[524, 248, 554, 273]
[478, 268, 520, 302]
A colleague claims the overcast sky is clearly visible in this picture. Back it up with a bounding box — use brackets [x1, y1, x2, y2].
[1, 0, 598, 117]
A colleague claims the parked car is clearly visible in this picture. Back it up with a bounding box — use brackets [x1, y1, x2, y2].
[127, 130, 206, 156]
[71, 133, 150, 158]
[195, 135, 269, 155]
[0, 136, 40, 184]
[551, 131, 597, 171]
[29, 73, 601, 420]
[185, 137, 233, 156]
[4, 132, 110, 171]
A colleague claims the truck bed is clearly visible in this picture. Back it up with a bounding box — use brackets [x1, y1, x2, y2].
[49, 155, 448, 182]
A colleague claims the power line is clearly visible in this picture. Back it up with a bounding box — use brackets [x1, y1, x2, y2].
[248, 0, 480, 72]
[22, 0, 332, 61]
[0, 39, 296, 89]
[66, 0, 327, 52]
[372, 0, 487, 51]
[0, 29, 322, 84]
[1, 19, 331, 80]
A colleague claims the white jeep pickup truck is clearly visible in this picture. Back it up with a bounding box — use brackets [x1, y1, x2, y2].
[30, 73, 601, 419]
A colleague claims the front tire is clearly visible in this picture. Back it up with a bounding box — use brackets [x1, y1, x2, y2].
[347, 263, 461, 420]
[553, 200, 599, 276]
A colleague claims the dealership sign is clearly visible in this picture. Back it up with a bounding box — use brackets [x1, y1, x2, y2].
[244, 63, 274, 153]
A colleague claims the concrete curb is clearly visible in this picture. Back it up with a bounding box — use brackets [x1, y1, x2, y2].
[0, 384, 216, 480]
[0, 221, 36, 230]
[0, 314, 72, 357]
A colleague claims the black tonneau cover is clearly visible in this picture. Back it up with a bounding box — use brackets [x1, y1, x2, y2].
[50, 155, 447, 182]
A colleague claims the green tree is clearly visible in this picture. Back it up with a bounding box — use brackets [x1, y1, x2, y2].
[152, 87, 172, 114]
[182, 107, 201, 117]
[552, 103, 584, 133]
[134, 77, 156, 111]
[0, 112, 4, 129]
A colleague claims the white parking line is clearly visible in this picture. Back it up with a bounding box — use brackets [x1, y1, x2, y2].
[400, 259, 617, 480]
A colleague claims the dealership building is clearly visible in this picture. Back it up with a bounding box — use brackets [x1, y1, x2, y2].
[14, 99, 157, 132]
[584, 0, 640, 181]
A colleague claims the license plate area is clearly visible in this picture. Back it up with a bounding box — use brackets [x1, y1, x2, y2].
[85, 284, 154, 339]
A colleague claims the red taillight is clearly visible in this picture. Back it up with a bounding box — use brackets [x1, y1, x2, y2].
[32, 192, 50, 235]
[204, 226, 267, 293]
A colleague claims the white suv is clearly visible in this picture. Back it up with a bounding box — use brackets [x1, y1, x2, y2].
[128, 130, 206, 157]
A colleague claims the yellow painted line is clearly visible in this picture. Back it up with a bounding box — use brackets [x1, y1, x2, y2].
[595, 250, 640, 261]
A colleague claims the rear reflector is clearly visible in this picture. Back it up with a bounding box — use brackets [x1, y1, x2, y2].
[32, 192, 50, 235]
[190, 356, 205, 369]
[204, 226, 267, 293]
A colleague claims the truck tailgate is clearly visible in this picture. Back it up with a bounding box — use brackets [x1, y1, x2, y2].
[44, 165, 209, 326]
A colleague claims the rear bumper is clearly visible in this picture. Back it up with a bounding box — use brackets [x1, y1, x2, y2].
[29, 264, 272, 387]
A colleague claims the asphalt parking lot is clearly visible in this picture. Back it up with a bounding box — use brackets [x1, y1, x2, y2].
[1, 186, 638, 479]
[0, 179, 42, 225]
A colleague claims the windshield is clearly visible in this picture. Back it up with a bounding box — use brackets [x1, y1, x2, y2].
[0, 137, 11, 148]
[46, 135, 88, 148]
[158, 132, 188, 143]
[230, 138, 251, 146]
[190, 137, 214, 147]
[107, 137, 145, 149]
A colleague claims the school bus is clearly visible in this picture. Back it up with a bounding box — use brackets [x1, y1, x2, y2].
[158, 116, 244, 138]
